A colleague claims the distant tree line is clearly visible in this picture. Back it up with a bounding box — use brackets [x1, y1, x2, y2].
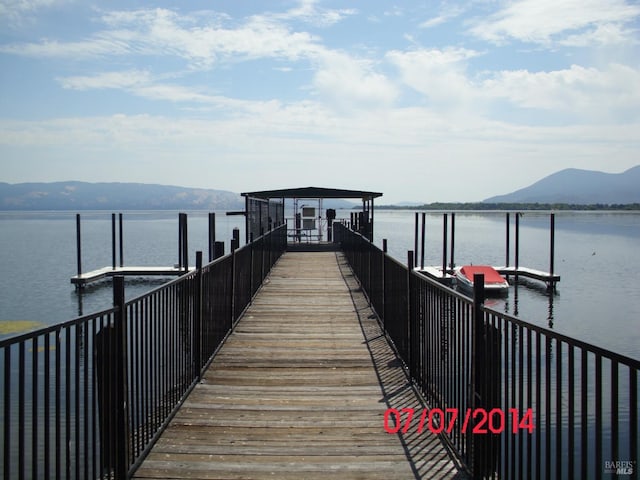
[373, 203, 640, 211]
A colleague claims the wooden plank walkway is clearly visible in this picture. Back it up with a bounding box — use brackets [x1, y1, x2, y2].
[133, 251, 468, 480]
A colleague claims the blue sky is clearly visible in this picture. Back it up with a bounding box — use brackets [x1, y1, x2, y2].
[1, 0, 639, 203]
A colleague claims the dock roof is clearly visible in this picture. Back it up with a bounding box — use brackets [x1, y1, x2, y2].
[242, 186, 383, 201]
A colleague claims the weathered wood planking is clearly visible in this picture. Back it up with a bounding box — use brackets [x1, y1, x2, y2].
[133, 252, 468, 480]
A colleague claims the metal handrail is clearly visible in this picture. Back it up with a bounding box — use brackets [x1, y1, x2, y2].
[335, 222, 639, 479]
[0, 223, 287, 479]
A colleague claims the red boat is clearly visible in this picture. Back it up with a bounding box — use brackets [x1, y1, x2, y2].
[455, 265, 509, 296]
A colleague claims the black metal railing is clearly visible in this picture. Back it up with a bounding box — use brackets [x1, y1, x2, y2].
[335, 222, 639, 480]
[0, 223, 287, 479]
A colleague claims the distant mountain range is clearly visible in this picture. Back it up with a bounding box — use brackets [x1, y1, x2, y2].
[484, 166, 640, 204]
[0, 181, 245, 210]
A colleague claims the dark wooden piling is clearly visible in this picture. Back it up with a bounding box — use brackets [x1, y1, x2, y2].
[515, 213, 520, 278]
[450, 212, 455, 269]
[76, 214, 82, 279]
[208, 213, 216, 262]
[414, 213, 419, 269]
[505, 212, 510, 268]
[232, 228, 240, 251]
[119, 213, 124, 268]
[178, 213, 188, 271]
[111, 213, 117, 270]
[214, 241, 225, 259]
[442, 213, 448, 276]
[420, 212, 426, 269]
[550, 213, 555, 286]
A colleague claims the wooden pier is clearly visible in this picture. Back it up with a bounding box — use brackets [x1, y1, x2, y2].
[133, 251, 467, 480]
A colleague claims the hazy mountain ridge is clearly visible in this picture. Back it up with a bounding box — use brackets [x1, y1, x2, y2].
[484, 166, 640, 204]
[0, 181, 245, 210]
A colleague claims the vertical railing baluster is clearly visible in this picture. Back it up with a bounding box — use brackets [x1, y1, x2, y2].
[611, 360, 619, 474]
[568, 344, 575, 479]
[556, 340, 563, 479]
[3, 347, 10, 480]
[55, 329, 61, 480]
[535, 331, 541, 480]
[630, 369, 637, 479]
[18, 342, 25, 480]
[545, 337, 551, 480]
[581, 349, 588, 478]
[44, 334, 51, 479]
[75, 325, 81, 480]
[595, 355, 602, 480]
[32, 337, 38, 480]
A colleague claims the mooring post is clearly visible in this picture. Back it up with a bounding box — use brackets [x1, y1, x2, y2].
[214, 241, 225, 259]
[232, 228, 240, 251]
[182, 214, 189, 272]
[505, 213, 510, 268]
[208, 213, 216, 262]
[414, 213, 419, 269]
[450, 212, 456, 269]
[111, 213, 116, 270]
[515, 213, 520, 279]
[118, 213, 123, 268]
[442, 213, 448, 276]
[76, 213, 82, 279]
[178, 214, 183, 270]
[549, 213, 555, 289]
[420, 212, 426, 269]
[194, 251, 203, 381]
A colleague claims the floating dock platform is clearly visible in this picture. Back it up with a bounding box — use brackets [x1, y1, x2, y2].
[414, 266, 456, 286]
[70, 266, 192, 287]
[414, 265, 560, 291]
[495, 266, 560, 285]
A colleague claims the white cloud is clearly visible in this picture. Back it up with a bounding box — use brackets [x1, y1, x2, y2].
[469, 0, 640, 46]
[312, 50, 398, 110]
[419, 5, 465, 29]
[1, 7, 323, 68]
[2, 109, 638, 201]
[0, 0, 68, 23]
[387, 45, 640, 122]
[386, 47, 481, 106]
[278, 0, 357, 27]
[58, 70, 152, 90]
[560, 23, 638, 47]
[482, 64, 640, 117]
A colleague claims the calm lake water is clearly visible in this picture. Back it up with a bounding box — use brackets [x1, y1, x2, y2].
[0, 210, 639, 360]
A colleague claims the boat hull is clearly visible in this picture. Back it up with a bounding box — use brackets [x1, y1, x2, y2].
[455, 265, 509, 296]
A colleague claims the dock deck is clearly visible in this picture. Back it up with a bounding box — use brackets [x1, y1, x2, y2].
[495, 266, 560, 284]
[133, 251, 467, 480]
[70, 265, 192, 287]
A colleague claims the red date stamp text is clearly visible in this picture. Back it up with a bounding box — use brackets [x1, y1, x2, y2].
[383, 407, 534, 435]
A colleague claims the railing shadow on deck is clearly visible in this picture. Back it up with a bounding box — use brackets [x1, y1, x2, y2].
[334, 222, 639, 480]
[0, 224, 287, 480]
[336, 253, 470, 479]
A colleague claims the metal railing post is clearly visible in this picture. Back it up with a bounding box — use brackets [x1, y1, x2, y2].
[471, 273, 485, 478]
[112, 276, 130, 480]
[194, 251, 203, 381]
